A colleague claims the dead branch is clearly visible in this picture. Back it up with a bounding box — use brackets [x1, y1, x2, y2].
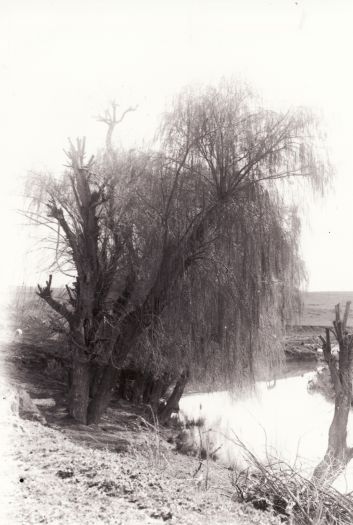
[96, 101, 138, 154]
[37, 275, 73, 324]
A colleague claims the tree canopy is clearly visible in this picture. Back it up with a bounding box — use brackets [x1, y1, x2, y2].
[25, 81, 332, 424]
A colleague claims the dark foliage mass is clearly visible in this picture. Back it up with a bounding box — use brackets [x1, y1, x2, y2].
[21, 81, 331, 424]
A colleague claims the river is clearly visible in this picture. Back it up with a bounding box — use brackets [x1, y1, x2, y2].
[180, 363, 353, 493]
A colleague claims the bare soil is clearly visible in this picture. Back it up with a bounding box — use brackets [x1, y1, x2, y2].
[1, 341, 280, 525]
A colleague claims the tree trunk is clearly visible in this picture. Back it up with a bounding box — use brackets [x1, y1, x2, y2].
[131, 371, 146, 404]
[312, 389, 353, 484]
[143, 373, 155, 403]
[69, 359, 90, 424]
[89, 363, 104, 399]
[117, 368, 129, 400]
[158, 370, 189, 425]
[67, 367, 73, 392]
[312, 304, 353, 486]
[148, 378, 166, 413]
[87, 365, 119, 424]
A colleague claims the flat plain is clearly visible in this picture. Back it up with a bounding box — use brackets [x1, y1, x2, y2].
[301, 291, 353, 326]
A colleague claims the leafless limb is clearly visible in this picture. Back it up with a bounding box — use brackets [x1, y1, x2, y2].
[96, 101, 138, 153]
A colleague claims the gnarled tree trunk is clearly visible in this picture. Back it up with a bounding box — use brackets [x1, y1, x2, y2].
[87, 365, 120, 424]
[131, 371, 147, 404]
[69, 354, 90, 424]
[89, 363, 105, 399]
[158, 370, 189, 424]
[312, 302, 353, 486]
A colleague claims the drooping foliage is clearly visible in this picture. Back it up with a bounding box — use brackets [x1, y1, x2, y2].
[24, 81, 332, 423]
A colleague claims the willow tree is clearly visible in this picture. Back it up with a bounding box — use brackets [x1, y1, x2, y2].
[312, 303, 353, 486]
[27, 82, 331, 424]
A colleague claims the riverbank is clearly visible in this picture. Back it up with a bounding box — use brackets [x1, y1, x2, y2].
[1, 341, 281, 525]
[0, 313, 330, 524]
[3, 402, 284, 525]
[2, 394, 281, 525]
[4, 363, 353, 525]
[284, 325, 323, 362]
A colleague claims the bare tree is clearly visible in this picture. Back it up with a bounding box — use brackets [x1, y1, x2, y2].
[312, 302, 353, 485]
[96, 101, 137, 156]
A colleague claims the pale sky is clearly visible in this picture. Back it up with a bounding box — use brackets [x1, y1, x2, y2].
[1, 0, 353, 291]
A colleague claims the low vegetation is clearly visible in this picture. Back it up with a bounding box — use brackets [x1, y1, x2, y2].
[230, 436, 353, 524]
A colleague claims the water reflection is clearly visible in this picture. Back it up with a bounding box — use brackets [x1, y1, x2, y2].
[180, 366, 353, 493]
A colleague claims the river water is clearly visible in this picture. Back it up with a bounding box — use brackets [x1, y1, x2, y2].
[180, 364, 353, 493]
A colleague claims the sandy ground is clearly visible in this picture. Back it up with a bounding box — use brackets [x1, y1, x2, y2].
[0, 395, 282, 525]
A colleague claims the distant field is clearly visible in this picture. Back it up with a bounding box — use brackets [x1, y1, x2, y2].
[5, 285, 353, 329]
[301, 291, 353, 326]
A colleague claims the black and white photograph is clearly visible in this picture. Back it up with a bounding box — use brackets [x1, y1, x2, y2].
[2, 1, 353, 523]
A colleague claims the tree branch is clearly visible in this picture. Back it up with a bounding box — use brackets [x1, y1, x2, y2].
[37, 275, 73, 325]
[321, 327, 341, 392]
[47, 200, 81, 272]
[343, 301, 351, 331]
[96, 102, 138, 154]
